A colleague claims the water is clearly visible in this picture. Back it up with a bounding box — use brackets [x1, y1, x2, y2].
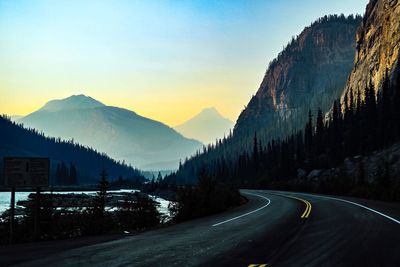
[1, 191, 30, 214]
[0, 189, 171, 217]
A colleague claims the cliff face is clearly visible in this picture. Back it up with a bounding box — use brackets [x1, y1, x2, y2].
[341, 0, 400, 102]
[234, 16, 361, 140]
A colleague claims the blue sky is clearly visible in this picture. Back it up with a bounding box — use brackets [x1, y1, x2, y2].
[0, 0, 368, 125]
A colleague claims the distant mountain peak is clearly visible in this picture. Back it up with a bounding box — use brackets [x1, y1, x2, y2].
[203, 107, 218, 112]
[174, 107, 234, 144]
[20, 96, 202, 170]
[192, 107, 228, 120]
[200, 107, 219, 115]
[40, 94, 105, 112]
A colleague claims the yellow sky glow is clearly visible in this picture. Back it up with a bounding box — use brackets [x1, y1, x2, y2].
[0, 0, 367, 126]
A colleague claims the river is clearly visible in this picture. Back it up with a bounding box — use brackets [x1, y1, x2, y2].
[0, 189, 171, 217]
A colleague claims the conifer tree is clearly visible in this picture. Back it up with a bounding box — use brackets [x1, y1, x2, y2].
[252, 132, 259, 167]
[316, 108, 324, 154]
[304, 110, 313, 155]
[69, 162, 78, 185]
[93, 169, 110, 216]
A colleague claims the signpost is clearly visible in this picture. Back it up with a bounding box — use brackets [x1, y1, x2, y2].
[3, 157, 49, 244]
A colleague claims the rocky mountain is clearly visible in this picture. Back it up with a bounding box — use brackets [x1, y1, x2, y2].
[168, 15, 365, 184]
[340, 0, 400, 104]
[174, 107, 234, 144]
[19, 95, 202, 170]
[234, 15, 362, 141]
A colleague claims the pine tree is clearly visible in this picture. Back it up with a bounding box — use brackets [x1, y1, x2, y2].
[393, 71, 400, 140]
[157, 172, 163, 183]
[379, 73, 392, 147]
[316, 108, 324, 154]
[348, 90, 357, 155]
[252, 132, 259, 168]
[69, 162, 78, 185]
[55, 163, 61, 185]
[56, 161, 69, 185]
[93, 169, 110, 216]
[304, 110, 313, 155]
[365, 81, 378, 151]
[330, 100, 342, 164]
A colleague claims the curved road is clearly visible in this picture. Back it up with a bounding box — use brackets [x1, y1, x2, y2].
[3, 190, 400, 266]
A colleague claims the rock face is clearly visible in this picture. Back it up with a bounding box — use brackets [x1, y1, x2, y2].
[234, 15, 361, 140]
[341, 0, 400, 103]
[313, 142, 400, 184]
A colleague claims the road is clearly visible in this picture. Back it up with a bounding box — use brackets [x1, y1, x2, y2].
[2, 190, 400, 267]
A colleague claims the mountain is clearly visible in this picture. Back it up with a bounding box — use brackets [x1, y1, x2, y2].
[0, 115, 144, 185]
[169, 0, 400, 188]
[167, 15, 364, 184]
[174, 108, 234, 144]
[19, 95, 202, 170]
[40, 94, 105, 111]
[10, 115, 23, 121]
[340, 0, 400, 104]
[234, 15, 362, 142]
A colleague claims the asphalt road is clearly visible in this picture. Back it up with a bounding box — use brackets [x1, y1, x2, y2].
[2, 190, 400, 267]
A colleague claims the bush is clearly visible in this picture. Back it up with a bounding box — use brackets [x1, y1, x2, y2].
[170, 169, 242, 222]
[117, 192, 160, 231]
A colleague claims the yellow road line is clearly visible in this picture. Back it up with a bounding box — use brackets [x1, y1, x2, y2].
[299, 199, 312, 219]
[275, 194, 312, 219]
[297, 197, 311, 219]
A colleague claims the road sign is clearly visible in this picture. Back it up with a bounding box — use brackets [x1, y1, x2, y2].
[4, 157, 49, 188]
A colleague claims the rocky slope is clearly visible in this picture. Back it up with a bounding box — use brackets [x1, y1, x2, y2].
[340, 0, 400, 103]
[234, 15, 362, 140]
[298, 141, 400, 197]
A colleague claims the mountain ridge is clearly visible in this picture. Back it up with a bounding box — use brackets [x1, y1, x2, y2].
[19, 95, 202, 170]
[167, 14, 365, 184]
[39, 94, 105, 112]
[234, 14, 362, 142]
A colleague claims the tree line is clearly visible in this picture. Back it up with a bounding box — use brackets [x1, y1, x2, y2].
[0, 115, 144, 185]
[0, 169, 160, 244]
[55, 161, 78, 185]
[167, 70, 400, 201]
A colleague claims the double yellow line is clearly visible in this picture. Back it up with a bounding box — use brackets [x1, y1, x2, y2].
[280, 194, 312, 219]
[299, 198, 312, 219]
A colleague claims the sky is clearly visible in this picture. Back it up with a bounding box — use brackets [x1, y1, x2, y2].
[0, 0, 368, 126]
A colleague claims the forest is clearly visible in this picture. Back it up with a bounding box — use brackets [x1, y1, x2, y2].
[0, 116, 144, 185]
[167, 71, 400, 201]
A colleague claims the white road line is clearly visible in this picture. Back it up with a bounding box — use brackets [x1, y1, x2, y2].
[212, 192, 271, 227]
[291, 192, 400, 225]
[319, 195, 400, 225]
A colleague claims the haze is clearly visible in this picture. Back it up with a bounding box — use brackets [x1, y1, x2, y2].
[0, 0, 367, 126]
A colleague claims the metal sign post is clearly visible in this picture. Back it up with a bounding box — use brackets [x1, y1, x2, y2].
[9, 187, 15, 244]
[34, 187, 41, 240]
[4, 157, 49, 244]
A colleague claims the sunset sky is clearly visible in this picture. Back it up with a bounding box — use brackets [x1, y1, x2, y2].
[0, 0, 367, 126]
